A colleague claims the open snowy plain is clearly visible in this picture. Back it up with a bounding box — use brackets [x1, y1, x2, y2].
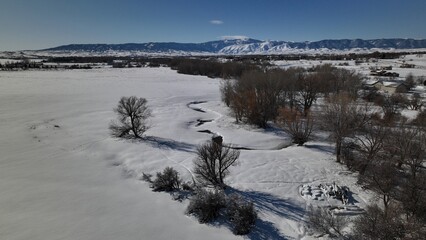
[1, 67, 375, 239]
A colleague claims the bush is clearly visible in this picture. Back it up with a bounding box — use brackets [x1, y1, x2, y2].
[277, 108, 314, 146]
[352, 204, 405, 240]
[227, 194, 257, 235]
[412, 109, 426, 127]
[181, 181, 194, 192]
[141, 172, 153, 183]
[152, 167, 181, 192]
[307, 206, 347, 238]
[186, 188, 226, 223]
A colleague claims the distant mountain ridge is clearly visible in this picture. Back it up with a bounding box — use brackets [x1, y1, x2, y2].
[43, 38, 426, 55]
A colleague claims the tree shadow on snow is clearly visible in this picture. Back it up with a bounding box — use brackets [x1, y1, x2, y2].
[143, 136, 196, 153]
[208, 214, 290, 240]
[263, 124, 290, 139]
[248, 218, 291, 240]
[225, 187, 306, 239]
[304, 143, 335, 154]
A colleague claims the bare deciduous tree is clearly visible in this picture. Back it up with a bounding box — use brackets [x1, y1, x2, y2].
[352, 204, 405, 240]
[387, 122, 424, 169]
[321, 93, 371, 162]
[381, 94, 405, 123]
[399, 170, 426, 221]
[406, 93, 423, 110]
[355, 123, 388, 174]
[332, 68, 363, 99]
[109, 96, 151, 138]
[296, 74, 321, 116]
[193, 141, 240, 189]
[220, 79, 235, 107]
[360, 162, 399, 214]
[277, 108, 314, 146]
[405, 73, 416, 90]
[236, 70, 285, 127]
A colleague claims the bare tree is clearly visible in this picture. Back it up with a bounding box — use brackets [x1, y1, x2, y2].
[399, 170, 426, 221]
[277, 108, 314, 146]
[360, 162, 399, 215]
[332, 68, 363, 99]
[385, 121, 425, 170]
[109, 96, 151, 138]
[406, 93, 423, 110]
[220, 79, 234, 107]
[405, 73, 416, 90]
[281, 67, 303, 110]
[236, 69, 285, 127]
[352, 204, 405, 240]
[193, 141, 240, 189]
[296, 73, 321, 116]
[321, 93, 371, 162]
[380, 94, 405, 123]
[355, 123, 388, 174]
[413, 109, 426, 128]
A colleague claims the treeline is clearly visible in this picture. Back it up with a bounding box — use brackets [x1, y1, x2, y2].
[169, 59, 259, 79]
[221, 50, 426, 61]
[220, 64, 362, 127]
[41, 49, 426, 67]
[46, 56, 174, 66]
[0, 60, 92, 71]
[337, 107, 426, 239]
[0, 60, 48, 70]
[216, 64, 425, 238]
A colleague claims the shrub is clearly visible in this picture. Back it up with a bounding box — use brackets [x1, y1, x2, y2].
[352, 204, 405, 240]
[227, 194, 257, 235]
[186, 188, 226, 223]
[141, 172, 153, 183]
[412, 109, 426, 127]
[277, 108, 314, 146]
[152, 167, 181, 192]
[307, 206, 347, 238]
[181, 181, 194, 192]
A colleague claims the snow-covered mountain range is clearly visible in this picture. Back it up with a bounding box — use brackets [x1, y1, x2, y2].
[4, 38, 426, 57]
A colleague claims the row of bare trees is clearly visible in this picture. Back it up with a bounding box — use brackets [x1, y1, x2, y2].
[320, 92, 426, 238]
[219, 64, 425, 238]
[220, 64, 363, 128]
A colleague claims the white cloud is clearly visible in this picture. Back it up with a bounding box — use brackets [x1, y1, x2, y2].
[220, 35, 249, 40]
[210, 20, 224, 25]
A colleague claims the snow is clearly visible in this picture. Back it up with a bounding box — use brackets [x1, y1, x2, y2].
[0, 68, 237, 240]
[0, 67, 380, 239]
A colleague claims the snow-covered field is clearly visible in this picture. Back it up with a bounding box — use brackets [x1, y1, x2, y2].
[1, 67, 375, 239]
[273, 54, 426, 78]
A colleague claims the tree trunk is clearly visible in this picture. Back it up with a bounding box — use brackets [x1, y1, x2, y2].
[130, 115, 139, 138]
[383, 195, 390, 217]
[336, 140, 342, 163]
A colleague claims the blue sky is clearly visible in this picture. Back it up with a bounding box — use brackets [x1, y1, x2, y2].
[1, 0, 425, 50]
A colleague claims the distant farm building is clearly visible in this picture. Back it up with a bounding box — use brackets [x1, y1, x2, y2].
[364, 80, 410, 94]
[370, 70, 399, 77]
